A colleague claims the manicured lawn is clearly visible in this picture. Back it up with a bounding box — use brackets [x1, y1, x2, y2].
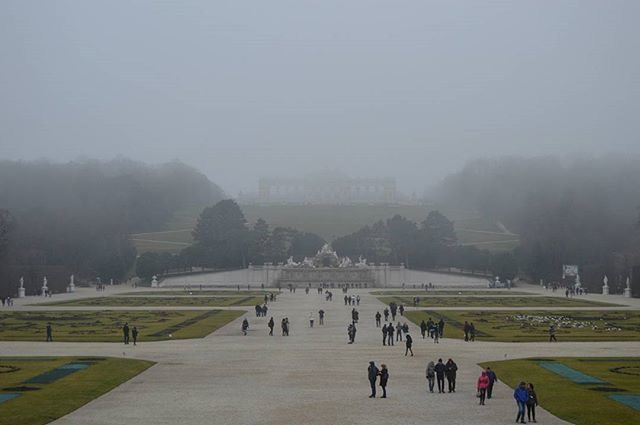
[379, 295, 618, 308]
[371, 290, 532, 296]
[0, 356, 153, 425]
[38, 296, 265, 307]
[0, 310, 244, 342]
[479, 357, 640, 425]
[405, 310, 640, 342]
[127, 290, 277, 296]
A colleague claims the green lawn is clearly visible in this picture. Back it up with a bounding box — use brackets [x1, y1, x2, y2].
[371, 290, 532, 296]
[0, 356, 154, 425]
[479, 357, 640, 425]
[127, 290, 276, 296]
[38, 296, 265, 307]
[405, 310, 640, 342]
[379, 296, 618, 308]
[0, 310, 244, 342]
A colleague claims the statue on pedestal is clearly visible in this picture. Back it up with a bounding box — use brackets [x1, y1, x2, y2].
[151, 275, 159, 288]
[624, 276, 632, 298]
[41, 276, 48, 296]
[67, 274, 76, 293]
[356, 256, 368, 268]
[602, 275, 609, 295]
[18, 277, 25, 298]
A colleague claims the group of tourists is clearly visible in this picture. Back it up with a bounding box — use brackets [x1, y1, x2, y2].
[426, 358, 458, 393]
[344, 294, 361, 306]
[419, 317, 445, 341]
[122, 322, 139, 345]
[1, 296, 14, 307]
[367, 361, 389, 398]
[476, 367, 498, 405]
[463, 321, 476, 341]
[254, 304, 269, 317]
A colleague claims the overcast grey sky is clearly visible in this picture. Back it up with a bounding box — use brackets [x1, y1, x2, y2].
[1, 1, 639, 195]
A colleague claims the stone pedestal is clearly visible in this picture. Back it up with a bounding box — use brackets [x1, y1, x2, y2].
[67, 283, 75, 293]
[151, 276, 159, 288]
[624, 287, 632, 298]
[602, 285, 609, 295]
[18, 287, 25, 298]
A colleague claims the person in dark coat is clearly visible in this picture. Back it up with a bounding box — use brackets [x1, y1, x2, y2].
[46, 323, 53, 342]
[445, 358, 458, 392]
[438, 318, 445, 338]
[404, 333, 413, 356]
[242, 318, 249, 335]
[486, 367, 498, 399]
[382, 324, 388, 346]
[386, 323, 395, 346]
[434, 358, 446, 393]
[463, 321, 470, 341]
[268, 317, 274, 336]
[420, 320, 427, 339]
[132, 326, 138, 345]
[379, 364, 389, 398]
[122, 322, 130, 344]
[514, 382, 529, 423]
[526, 382, 538, 423]
[375, 311, 382, 327]
[383, 308, 390, 322]
[368, 361, 380, 398]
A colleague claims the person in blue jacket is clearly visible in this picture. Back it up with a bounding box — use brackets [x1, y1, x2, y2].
[514, 381, 529, 424]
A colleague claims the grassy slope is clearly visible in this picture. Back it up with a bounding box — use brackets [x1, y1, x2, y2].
[132, 204, 516, 253]
[371, 290, 532, 296]
[479, 357, 640, 425]
[0, 356, 154, 425]
[405, 310, 640, 342]
[0, 310, 244, 342]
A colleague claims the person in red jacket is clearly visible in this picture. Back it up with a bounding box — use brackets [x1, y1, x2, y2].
[477, 371, 490, 405]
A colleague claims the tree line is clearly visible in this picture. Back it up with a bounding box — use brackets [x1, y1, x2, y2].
[136, 200, 326, 279]
[0, 158, 224, 295]
[434, 155, 640, 290]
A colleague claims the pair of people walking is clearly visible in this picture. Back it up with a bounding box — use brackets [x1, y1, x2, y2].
[122, 322, 138, 345]
[367, 361, 389, 398]
[515, 381, 538, 423]
[427, 358, 457, 393]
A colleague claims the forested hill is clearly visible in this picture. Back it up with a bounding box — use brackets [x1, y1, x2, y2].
[432, 155, 640, 284]
[0, 158, 224, 233]
[0, 159, 224, 292]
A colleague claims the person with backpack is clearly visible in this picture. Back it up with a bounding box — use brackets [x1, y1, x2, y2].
[526, 382, 538, 423]
[445, 359, 458, 392]
[514, 381, 529, 423]
[486, 367, 498, 399]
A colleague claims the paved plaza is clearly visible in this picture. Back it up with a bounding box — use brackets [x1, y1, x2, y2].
[2, 281, 639, 425]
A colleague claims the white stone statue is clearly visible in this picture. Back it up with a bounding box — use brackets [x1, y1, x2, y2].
[574, 274, 581, 289]
[602, 275, 609, 295]
[338, 257, 352, 268]
[151, 275, 159, 288]
[302, 257, 315, 268]
[67, 274, 76, 293]
[356, 256, 368, 267]
[18, 277, 25, 298]
[41, 276, 48, 296]
[285, 256, 299, 267]
[624, 276, 632, 298]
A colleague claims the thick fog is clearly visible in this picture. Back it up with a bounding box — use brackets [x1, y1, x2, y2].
[1, 1, 639, 195]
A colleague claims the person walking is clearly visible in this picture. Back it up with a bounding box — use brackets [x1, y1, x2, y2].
[549, 324, 557, 342]
[486, 367, 498, 399]
[463, 321, 470, 342]
[434, 358, 446, 393]
[514, 382, 529, 423]
[383, 308, 390, 322]
[132, 326, 138, 346]
[368, 361, 380, 398]
[469, 322, 476, 342]
[122, 322, 130, 345]
[242, 318, 249, 335]
[318, 309, 325, 325]
[382, 324, 388, 346]
[438, 318, 445, 338]
[404, 333, 413, 356]
[420, 320, 427, 339]
[426, 361, 436, 393]
[386, 323, 395, 346]
[375, 311, 382, 327]
[445, 359, 458, 392]
[309, 312, 315, 328]
[46, 323, 53, 342]
[477, 371, 489, 405]
[526, 383, 538, 423]
[396, 321, 403, 342]
[379, 364, 389, 398]
[268, 317, 274, 336]
[399, 305, 404, 316]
